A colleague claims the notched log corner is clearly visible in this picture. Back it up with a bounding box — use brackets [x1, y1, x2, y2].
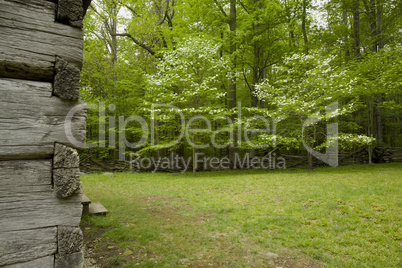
[54, 143, 80, 169]
[58, 226, 83, 255]
[56, 0, 84, 28]
[53, 57, 80, 101]
[55, 251, 84, 268]
[83, 0, 92, 17]
[53, 168, 81, 198]
[53, 143, 82, 198]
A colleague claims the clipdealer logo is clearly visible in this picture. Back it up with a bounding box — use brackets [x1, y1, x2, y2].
[64, 101, 339, 171]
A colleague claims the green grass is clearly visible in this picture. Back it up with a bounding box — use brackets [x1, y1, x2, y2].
[81, 163, 402, 267]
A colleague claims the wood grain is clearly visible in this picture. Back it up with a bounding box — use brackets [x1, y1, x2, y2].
[0, 228, 57, 266]
[0, 159, 83, 232]
[53, 57, 81, 100]
[57, 226, 83, 255]
[0, 79, 86, 160]
[0, 0, 83, 81]
[3, 255, 54, 268]
[54, 143, 80, 169]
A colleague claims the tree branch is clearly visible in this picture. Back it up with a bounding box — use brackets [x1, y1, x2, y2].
[171, 0, 175, 20]
[113, 33, 162, 58]
[158, 12, 167, 25]
[242, 68, 252, 92]
[362, 0, 370, 13]
[123, 4, 138, 17]
[239, 1, 249, 14]
[214, 0, 227, 17]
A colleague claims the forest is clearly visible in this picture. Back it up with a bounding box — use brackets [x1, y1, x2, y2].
[80, 0, 401, 171]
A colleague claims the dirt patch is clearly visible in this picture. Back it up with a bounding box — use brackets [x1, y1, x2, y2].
[81, 222, 156, 268]
[270, 249, 323, 268]
[184, 236, 323, 268]
[81, 224, 120, 268]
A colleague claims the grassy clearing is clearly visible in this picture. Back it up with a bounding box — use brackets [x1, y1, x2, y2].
[81, 163, 402, 267]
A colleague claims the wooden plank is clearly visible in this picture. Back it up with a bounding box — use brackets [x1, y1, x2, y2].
[3, 255, 54, 268]
[0, 227, 57, 266]
[0, 27, 82, 65]
[0, 27, 83, 81]
[0, 79, 86, 160]
[0, 0, 81, 38]
[81, 194, 91, 205]
[89, 201, 108, 216]
[0, 0, 83, 81]
[81, 194, 91, 214]
[1, 0, 56, 24]
[0, 160, 83, 232]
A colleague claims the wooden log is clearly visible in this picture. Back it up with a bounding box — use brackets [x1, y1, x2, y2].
[53, 57, 81, 100]
[54, 143, 80, 169]
[55, 251, 84, 268]
[0, 227, 57, 266]
[0, 79, 86, 160]
[56, 0, 84, 28]
[0, 0, 83, 81]
[0, 160, 82, 232]
[88, 201, 108, 216]
[0, 0, 81, 39]
[53, 168, 81, 198]
[53, 143, 82, 198]
[3, 255, 54, 268]
[57, 226, 83, 255]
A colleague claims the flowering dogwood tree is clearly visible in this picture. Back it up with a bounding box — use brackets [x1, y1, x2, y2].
[254, 51, 375, 168]
[138, 36, 232, 174]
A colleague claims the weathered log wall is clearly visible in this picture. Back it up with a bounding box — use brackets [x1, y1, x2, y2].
[0, 0, 89, 267]
[0, 79, 86, 160]
[0, 0, 84, 81]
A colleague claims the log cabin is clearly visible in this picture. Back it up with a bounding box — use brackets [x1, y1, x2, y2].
[0, 0, 90, 267]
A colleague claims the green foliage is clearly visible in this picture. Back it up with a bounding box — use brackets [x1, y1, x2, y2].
[80, 0, 401, 162]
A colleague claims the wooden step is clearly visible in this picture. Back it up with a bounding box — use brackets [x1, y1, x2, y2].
[88, 201, 108, 216]
[81, 194, 91, 205]
[81, 194, 91, 215]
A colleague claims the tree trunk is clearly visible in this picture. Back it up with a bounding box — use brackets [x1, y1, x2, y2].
[250, 42, 260, 158]
[308, 151, 313, 170]
[363, 0, 378, 52]
[289, 30, 294, 47]
[327, 4, 332, 53]
[369, 0, 377, 52]
[229, 0, 237, 168]
[377, 1, 384, 50]
[391, 116, 396, 147]
[229, 0, 237, 110]
[353, 0, 360, 57]
[192, 134, 196, 176]
[109, 2, 118, 64]
[301, 0, 308, 55]
[251, 43, 260, 107]
[375, 94, 383, 143]
[343, 8, 350, 57]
